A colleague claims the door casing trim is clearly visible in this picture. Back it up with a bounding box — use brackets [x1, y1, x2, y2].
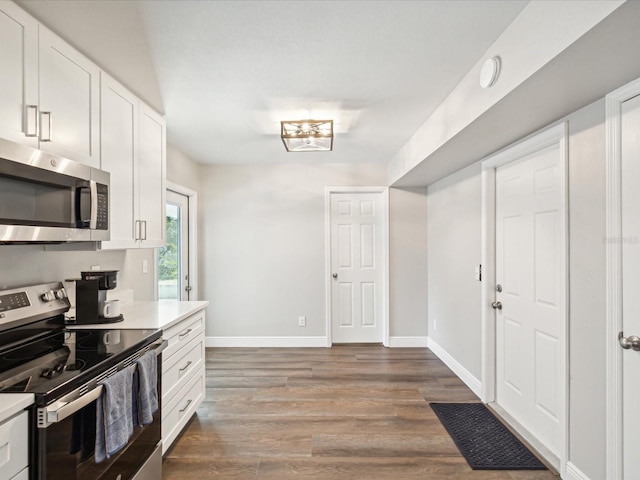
[479, 122, 568, 475]
[604, 76, 640, 480]
[324, 186, 389, 347]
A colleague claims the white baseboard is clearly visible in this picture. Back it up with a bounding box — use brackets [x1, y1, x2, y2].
[427, 336, 482, 397]
[564, 462, 591, 480]
[205, 336, 328, 348]
[388, 336, 429, 348]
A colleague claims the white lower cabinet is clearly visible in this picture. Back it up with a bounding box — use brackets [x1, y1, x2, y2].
[0, 411, 28, 480]
[161, 310, 206, 454]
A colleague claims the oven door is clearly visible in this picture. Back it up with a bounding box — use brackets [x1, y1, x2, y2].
[33, 343, 165, 480]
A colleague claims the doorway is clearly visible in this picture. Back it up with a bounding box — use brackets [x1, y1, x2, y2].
[480, 123, 568, 474]
[157, 183, 198, 300]
[325, 187, 389, 346]
[605, 77, 640, 480]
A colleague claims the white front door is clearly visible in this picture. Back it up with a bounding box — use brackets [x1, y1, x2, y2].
[330, 192, 384, 343]
[495, 140, 566, 461]
[620, 93, 640, 480]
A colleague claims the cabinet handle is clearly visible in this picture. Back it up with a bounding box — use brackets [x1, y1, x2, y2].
[179, 328, 193, 339]
[179, 399, 193, 414]
[40, 111, 52, 142]
[25, 105, 38, 137]
[135, 220, 141, 241]
[179, 361, 193, 376]
[142, 220, 147, 240]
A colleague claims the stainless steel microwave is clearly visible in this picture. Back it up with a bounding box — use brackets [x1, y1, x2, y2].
[0, 138, 110, 243]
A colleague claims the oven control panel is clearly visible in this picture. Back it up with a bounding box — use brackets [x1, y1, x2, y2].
[0, 282, 70, 326]
[0, 292, 30, 312]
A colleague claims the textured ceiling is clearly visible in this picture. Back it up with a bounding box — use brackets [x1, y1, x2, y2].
[19, 0, 528, 166]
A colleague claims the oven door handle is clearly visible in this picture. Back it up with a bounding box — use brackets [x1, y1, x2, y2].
[41, 385, 104, 427]
[154, 339, 168, 356]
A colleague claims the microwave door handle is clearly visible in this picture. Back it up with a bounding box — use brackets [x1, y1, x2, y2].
[75, 181, 91, 227]
[90, 180, 98, 229]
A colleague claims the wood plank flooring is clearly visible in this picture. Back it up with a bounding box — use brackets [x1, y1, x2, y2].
[162, 346, 558, 480]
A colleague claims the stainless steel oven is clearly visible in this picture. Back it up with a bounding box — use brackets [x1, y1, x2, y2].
[0, 138, 109, 244]
[0, 282, 163, 480]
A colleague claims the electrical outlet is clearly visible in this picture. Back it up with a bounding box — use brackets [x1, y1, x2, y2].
[142, 260, 148, 274]
[298, 316, 306, 327]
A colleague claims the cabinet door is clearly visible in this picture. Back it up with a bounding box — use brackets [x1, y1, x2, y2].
[0, 2, 37, 147]
[138, 103, 166, 248]
[100, 73, 138, 250]
[39, 27, 100, 167]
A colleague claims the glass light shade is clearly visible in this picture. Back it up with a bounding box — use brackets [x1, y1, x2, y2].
[281, 120, 333, 152]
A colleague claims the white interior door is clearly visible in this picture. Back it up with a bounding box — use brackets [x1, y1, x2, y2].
[495, 142, 566, 461]
[620, 93, 640, 479]
[330, 192, 384, 343]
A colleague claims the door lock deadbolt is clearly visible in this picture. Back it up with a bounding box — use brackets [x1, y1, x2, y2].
[496, 284, 502, 292]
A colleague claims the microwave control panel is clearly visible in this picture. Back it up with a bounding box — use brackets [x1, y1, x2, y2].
[96, 183, 108, 230]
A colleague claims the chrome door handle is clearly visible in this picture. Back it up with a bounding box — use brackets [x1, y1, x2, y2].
[491, 301, 502, 310]
[40, 111, 52, 142]
[619, 331, 640, 351]
[135, 220, 141, 241]
[25, 105, 38, 137]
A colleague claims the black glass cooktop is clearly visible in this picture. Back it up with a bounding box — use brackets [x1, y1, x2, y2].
[0, 316, 160, 403]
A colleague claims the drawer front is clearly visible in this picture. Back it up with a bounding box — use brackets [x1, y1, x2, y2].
[162, 372, 204, 454]
[162, 335, 204, 404]
[0, 411, 28, 480]
[163, 311, 205, 360]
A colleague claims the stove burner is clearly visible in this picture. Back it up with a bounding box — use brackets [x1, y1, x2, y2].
[3, 344, 57, 362]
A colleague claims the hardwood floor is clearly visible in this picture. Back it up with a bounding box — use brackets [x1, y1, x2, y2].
[162, 346, 558, 479]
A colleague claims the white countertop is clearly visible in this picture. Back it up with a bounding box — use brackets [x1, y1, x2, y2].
[0, 394, 33, 423]
[67, 300, 209, 331]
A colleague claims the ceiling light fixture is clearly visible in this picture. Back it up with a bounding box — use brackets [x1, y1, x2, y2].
[280, 119, 333, 152]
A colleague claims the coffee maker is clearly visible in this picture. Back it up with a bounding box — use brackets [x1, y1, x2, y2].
[74, 270, 124, 324]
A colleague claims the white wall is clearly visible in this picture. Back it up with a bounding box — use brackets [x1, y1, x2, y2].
[424, 99, 607, 479]
[0, 245, 156, 300]
[566, 99, 606, 480]
[199, 163, 387, 342]
[426, 164, 482, 379]
[389, 187, 428, 341]
[166, 146, 200, 193]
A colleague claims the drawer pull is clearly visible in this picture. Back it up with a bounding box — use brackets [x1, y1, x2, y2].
[179, 361, 193, 376]
[179, 399, 193, 414]
[178, 328, 193, 339]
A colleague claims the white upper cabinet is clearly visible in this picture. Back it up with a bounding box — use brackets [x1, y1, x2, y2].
[0, 2, 38, 147]
[0, 2, 100, 167]
[138, 103, 166, 248]
[100, 73, 138, 249]
[39, 27, 101, 168]
[101, 74, 165, 250]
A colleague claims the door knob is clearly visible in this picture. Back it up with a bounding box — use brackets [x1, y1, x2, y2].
[619, 331, 640, 351]
[332, 273, 338, 279]
[491, 301, 502, 310]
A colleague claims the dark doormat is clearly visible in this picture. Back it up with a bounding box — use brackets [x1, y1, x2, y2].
[430, 402, 547, 470]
